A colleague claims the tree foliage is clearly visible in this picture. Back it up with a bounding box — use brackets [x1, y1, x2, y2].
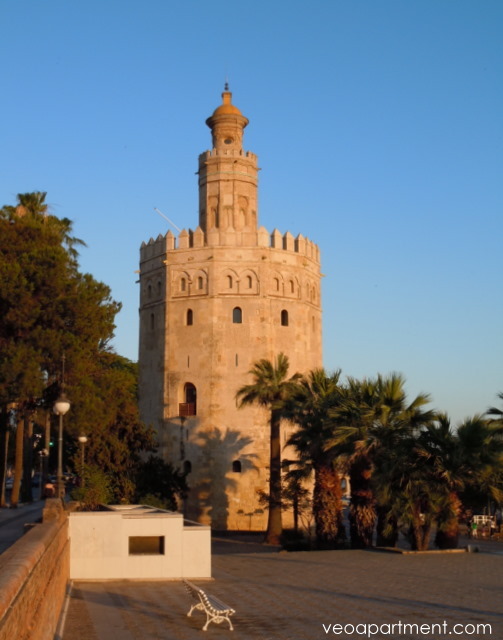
[0, 192, 155, 507]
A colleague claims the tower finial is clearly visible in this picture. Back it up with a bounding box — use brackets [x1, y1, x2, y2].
[224, 80, 229, 92]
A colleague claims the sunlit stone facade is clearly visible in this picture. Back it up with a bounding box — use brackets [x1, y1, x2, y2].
[139, 88, 322, 529]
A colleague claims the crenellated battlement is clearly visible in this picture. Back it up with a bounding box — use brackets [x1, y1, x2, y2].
[140, 226, 320, 264]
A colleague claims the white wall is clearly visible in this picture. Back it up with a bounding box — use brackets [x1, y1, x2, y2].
[69, 506, 211, 580]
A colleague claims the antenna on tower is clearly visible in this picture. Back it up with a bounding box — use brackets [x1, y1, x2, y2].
[154, 207, 182, 233]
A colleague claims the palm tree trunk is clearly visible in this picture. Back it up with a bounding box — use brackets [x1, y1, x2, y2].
[348, 455, 376, 548]
[376, 505, 398, 547]
[265, 409, 282, 544]
[313, 464, 345, 548]
[435, 492, 461, 549]
[410, 501, 433, 551]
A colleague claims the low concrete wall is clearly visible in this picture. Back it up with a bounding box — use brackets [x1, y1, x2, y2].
[0, 500, 69, 640]
[69, 505, 211, 580]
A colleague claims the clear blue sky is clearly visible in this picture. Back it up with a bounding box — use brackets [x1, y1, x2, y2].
[1, 1, 502, 424]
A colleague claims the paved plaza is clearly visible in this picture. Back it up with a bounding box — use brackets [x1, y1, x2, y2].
[61, 537, 503, 640]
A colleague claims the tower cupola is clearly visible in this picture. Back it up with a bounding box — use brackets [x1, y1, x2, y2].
[206, 84, 249, 152]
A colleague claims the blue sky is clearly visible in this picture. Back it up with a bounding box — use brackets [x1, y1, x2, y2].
[1, 0, 502, 424]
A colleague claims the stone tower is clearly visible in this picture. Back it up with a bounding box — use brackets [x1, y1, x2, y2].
[138, 87, 322, 529]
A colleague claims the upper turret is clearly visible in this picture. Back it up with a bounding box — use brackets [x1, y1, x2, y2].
[198, 86, 259, 235]
[205, 84, 249, 152]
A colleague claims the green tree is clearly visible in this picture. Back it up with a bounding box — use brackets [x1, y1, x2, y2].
[457, 415, 503, 518]
[134, 455, 188, 511]
[236, 353, 302, 545]
[0, 192, 120, 504]
[67, 353, 156, 504]
[328, 373, 432, 548]
[287, 369, 346, 548]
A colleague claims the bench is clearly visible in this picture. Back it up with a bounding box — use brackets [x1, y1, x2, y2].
[183, 579, 235, 631]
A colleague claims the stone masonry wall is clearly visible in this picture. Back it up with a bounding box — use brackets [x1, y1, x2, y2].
[0, 500, 69, 640]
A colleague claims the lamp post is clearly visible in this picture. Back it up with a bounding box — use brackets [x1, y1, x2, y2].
[38, 448, 48, 500]
[53, 393, 70, 499]
[78, 435, 87, 486]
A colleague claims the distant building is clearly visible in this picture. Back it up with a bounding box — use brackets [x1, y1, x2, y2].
[138, 87, 322, 530]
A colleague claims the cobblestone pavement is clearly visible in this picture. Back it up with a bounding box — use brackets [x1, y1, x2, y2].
[62, 537, 503, 640]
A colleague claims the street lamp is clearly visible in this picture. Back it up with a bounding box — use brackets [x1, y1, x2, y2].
[53, 393, 70, 499]
[78, 435, 88, 486]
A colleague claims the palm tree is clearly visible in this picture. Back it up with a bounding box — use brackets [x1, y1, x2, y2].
[287, 368, 346, 548]
[327, 373, 433, 548]
[236, 353, 302, 545]
[457, 415, 503, 518]
[6, 192, 86, 260]
[414, 414, 464, 548]
[487, 392, 503, 425]
[15, 191, 49, 217]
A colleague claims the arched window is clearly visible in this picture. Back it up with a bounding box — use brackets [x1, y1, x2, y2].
[179, 383, 197, 416]
[274, 277, 280, 291]
[246, 275, 252, 289]
[186, 309, 193, 326]
[147, 284, 152, 299]
[227, 275, 233, 288]
[181, 277, 186, 292]
[157, 280, 162, 295]
[183, 460, 192, 475]
[150, 313, 155, 330]
[232, 307, 242, 324]
[289, 280, 294, 293]
[232, 460, 242, 473]
[198, 276, 203, 289]
[281, 310, 289, 326]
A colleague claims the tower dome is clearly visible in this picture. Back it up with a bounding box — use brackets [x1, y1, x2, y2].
[205, 84, 248, 151]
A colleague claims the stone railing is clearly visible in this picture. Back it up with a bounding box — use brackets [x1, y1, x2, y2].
[0, 500, 69, 640]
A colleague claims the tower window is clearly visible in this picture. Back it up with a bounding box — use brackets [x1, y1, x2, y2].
[232, 460, 242, 473]
[289, 280, 294, 293]
[281, 310, 289, 326]
[246, 275, 252, 289]
[150, 313, 155, 330]
[198, 276, 203, 289]
[186, 309, 193, 326]
[183, 460, 192, 475]
[179, 383, 197, 416]
[227, 275, 233, 288]
[147, 284, 152, 299]
[181, 277, 186, 292]
[232, 307, 242, 324]
[157, 280, 162, 295]
[274, 277, 279, 291]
